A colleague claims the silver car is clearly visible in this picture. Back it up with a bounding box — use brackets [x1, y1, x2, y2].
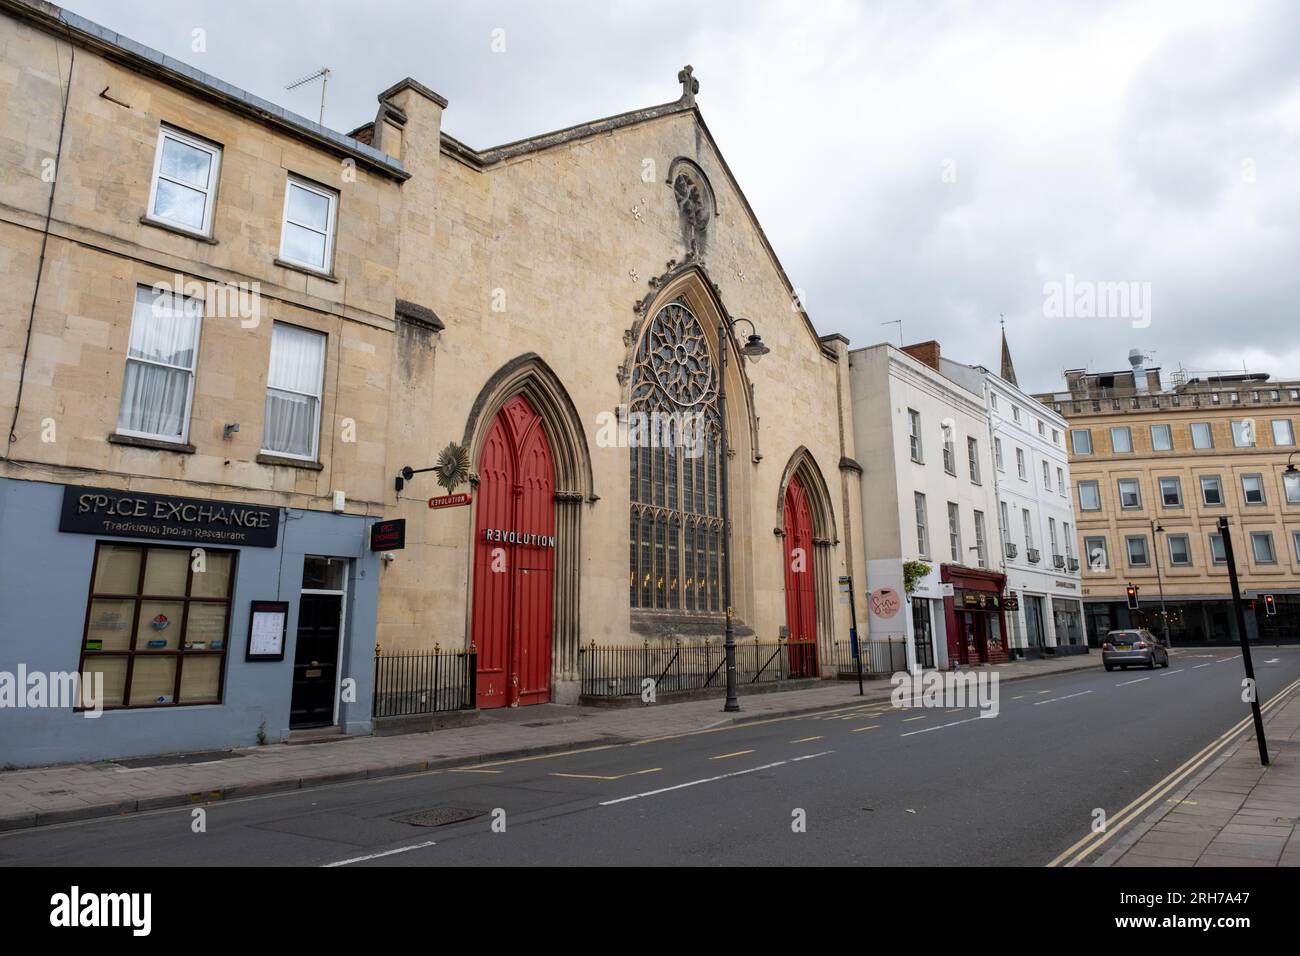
[1102, 629, 1169, 671]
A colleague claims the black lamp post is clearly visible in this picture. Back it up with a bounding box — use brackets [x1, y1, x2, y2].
[1149, 519, 1170, 645]
[717, 314, 769, 713]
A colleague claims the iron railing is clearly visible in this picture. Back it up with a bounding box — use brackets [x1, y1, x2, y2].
[579, 638, 818, 699]
[372, 645, 477, 718]
[833, 636, 909, 678]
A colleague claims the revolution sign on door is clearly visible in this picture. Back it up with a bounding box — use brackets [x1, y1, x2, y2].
[471, 395, 555, 708]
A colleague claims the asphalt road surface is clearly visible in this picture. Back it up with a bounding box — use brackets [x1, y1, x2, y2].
[4, 646, 1299, 867]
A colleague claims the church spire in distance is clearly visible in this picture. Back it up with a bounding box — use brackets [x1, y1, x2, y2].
[999, 315, 1018, 387]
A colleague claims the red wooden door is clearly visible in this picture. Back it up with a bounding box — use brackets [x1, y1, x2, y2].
[472, 396, 555, 708]
[782, 476, 818, 678]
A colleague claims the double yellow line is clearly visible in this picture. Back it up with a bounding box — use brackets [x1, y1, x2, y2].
[1047, 674, 1300, 867]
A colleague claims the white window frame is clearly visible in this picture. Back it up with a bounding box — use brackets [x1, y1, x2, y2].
[1158, 476, 1182, 508]
[1271, 419, 1295, 446]
[1200, 474, 1224, 507]
[1078, 480, 1101, 512]
[1167, 534, 1191, 566]
[1110, 426, 1133, 454]
[1056, 466, 1066, 494]
[974, 510, 987, 568]
[1118, 478, 1142, 510]
[1250, 532, 1277, 565]
[1231, 420, 1255, 448]
[1190, 422, 1213, 449]
[1125, 534, 1149, 567]
[908, 409, 923, 463]
[261, 322, 327, 461]
[994, 436, 1004, 471]
[146, 126, 222, 237]
[1071, 429, 1093, 455]
[947, 501, 962, 562]
[1241, 474, 1265, 506]
[1150, 423, 1173, 451]
[116, 284, 203, 444]
[278, 176, 339, 274]
[914, 492, 929, 558]
[1016, 447, 1026, 480]
[967, 436, 980, 484]
[1209, 533, 1227, 565]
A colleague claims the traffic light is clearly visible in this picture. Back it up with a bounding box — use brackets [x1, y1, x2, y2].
[1264, 594, 1277, 617]
[1126, 583, 1139, 610]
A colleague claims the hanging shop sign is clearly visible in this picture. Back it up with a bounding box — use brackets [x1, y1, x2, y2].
[957, 589, 1000, 610]
[428, 493, 473, 510]
[60, 486, 280, 548]
[369, 518, 406, 551]
[482, 528, 556, 548]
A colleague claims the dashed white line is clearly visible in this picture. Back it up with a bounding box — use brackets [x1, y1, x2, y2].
[599, 760, 788, 806]
[900, 715, 986, 737]
[322, 841, 437, 867]
[1034, 690, 1094, 706]
[1116, 677, 1150, 686]
[1159, 668, 1186, 676]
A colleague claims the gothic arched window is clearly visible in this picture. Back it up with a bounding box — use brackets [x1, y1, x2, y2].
[629, 300, 723, 613]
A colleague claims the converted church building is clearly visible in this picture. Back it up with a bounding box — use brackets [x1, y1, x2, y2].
[0, 0, 869, 764]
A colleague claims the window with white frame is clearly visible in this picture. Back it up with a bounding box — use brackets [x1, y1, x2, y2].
[942, 424, 956, 475]
[1012, 406, 1021, 423]
[1190, 422, 1214, 449]
[1151, 424, 1173, 451]
[914, 492, 929, 558]
[1285, 472, 1300, 505]
[1110, 426, 1133, 453]
[1272, 419, 1295, 446]
[994, 436, 1004, 470]
[1118, 478, 1141, 510]
[1048, 517, 1058, 556]
[908, 409, 923, 463]
[1200, 475, 1224, 506]
[1037, 420, 1045, 437]
[1063, 521, 1073, 558]
[1022, 508, 1034, 550]
[1126, 535, 1149, 566]
[1167, 534, 1191, 566]
[1084, 536, 1108, 571]
[1071, 429, 1093, 454]
[1241, 474, 1265, 505]
[974, 510, 987, 568]
[1159, 476, 1182, 508]
[1057, 466, 1066, 494]
[1251, 531, 1277, 564]
[1016, 447, 1026, 479]
[1078, 480, 1101, 511]
[147, 127, 221, 235]
[1209, 533, 1227, 565]
[999, 500, 1011, 546]
[947, 501, 961, 562]
[967, 436, 980, 484]
[117, 284, 203, 443]
[1231, 420, 1255, 447]
[262, 323, 327, 460]
[1042, 459, 1051, 490]
[279, 177, 338, 273]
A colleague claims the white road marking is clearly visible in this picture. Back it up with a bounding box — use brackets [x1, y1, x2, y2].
[1116, 677, 1150, 686]
[323, 841, 437, 867]
[792, 751, 834, 761]
[600, 760, 789, 805]
[1192, 663, 1214, 669]
[1159, 668, 1186, 676]
[900, 715, 985, 737]
[1265, 658, 1280, 664]
[1034, 690, 1094, 706]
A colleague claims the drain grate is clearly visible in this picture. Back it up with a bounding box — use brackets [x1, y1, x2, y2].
[392, 807, 487, 828]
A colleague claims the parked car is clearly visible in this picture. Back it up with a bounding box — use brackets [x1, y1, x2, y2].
[1102, 629, 1169, 671]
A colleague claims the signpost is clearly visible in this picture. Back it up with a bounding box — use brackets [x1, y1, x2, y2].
[1217, 516, 1269, 767]
[840, 575, 863, 696]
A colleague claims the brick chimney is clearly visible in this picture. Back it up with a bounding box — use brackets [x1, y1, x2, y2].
[901, 340, 941, 371]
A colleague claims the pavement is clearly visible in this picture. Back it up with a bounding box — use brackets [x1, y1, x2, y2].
[0, 653, 1097, 833]
[1098, 678, 1300, 868]
[3, 647, 1299, 866]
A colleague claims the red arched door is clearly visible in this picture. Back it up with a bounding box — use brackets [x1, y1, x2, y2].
[782, 475, 818, 678]
[471, 395, 555, 708]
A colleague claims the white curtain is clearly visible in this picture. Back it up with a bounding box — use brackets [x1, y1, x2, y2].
[262, 323, 325, 457]
[118, 287, 200, 439]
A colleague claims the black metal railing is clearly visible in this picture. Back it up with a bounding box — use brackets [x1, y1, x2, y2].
[833, 636, 909, 678]
[578, 638, 819, 699]
[372, 645, 477, 718]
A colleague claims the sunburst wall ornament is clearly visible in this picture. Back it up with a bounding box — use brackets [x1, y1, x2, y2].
[433, 442, 471, 493]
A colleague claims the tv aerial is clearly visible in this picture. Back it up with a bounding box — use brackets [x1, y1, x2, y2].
[286, 67, 331, 126]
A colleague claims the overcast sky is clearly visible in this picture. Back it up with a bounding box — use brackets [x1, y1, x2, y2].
[67, 0, 1300, 393]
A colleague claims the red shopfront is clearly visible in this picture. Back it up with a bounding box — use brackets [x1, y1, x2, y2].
[941, 565, 1009, 666]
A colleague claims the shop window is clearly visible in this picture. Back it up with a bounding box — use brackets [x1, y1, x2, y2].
[79, 543, 234, 709]
[117, 285, 203, 444]
[262, 322, 326, 460]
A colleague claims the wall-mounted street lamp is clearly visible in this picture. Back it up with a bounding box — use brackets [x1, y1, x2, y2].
[718, 315, 770, 713]
[1149, 519, 1169, 645]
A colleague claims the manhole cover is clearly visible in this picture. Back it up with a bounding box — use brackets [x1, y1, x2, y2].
[392, 807, 486, 827]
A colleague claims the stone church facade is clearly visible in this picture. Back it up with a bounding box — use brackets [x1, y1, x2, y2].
[0, 0, 865, 763]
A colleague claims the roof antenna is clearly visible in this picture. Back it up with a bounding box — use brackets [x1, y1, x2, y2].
[287, 67, 331, 126]
[881, 319, 903, 347]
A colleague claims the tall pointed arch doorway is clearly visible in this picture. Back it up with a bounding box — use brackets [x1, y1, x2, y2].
[782, 474, 818, 677]
[471, 395, 555, 708]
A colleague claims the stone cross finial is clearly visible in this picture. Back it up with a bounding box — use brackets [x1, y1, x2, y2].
[678, 65, 699, 105]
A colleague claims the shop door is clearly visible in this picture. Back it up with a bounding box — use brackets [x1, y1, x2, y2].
[1025, 596, 1044, 648]
[472, 396, 555, 708]
[290, 593, 342, 728]
[912, 600, 934, 668]
[782, 475, 818, 677]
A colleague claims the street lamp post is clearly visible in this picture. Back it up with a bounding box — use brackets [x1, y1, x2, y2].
[1149, 519, 1170, 645]
[717, 315, 769, 713]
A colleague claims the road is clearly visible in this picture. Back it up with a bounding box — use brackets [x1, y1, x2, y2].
[3, 647, 1299, 866]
